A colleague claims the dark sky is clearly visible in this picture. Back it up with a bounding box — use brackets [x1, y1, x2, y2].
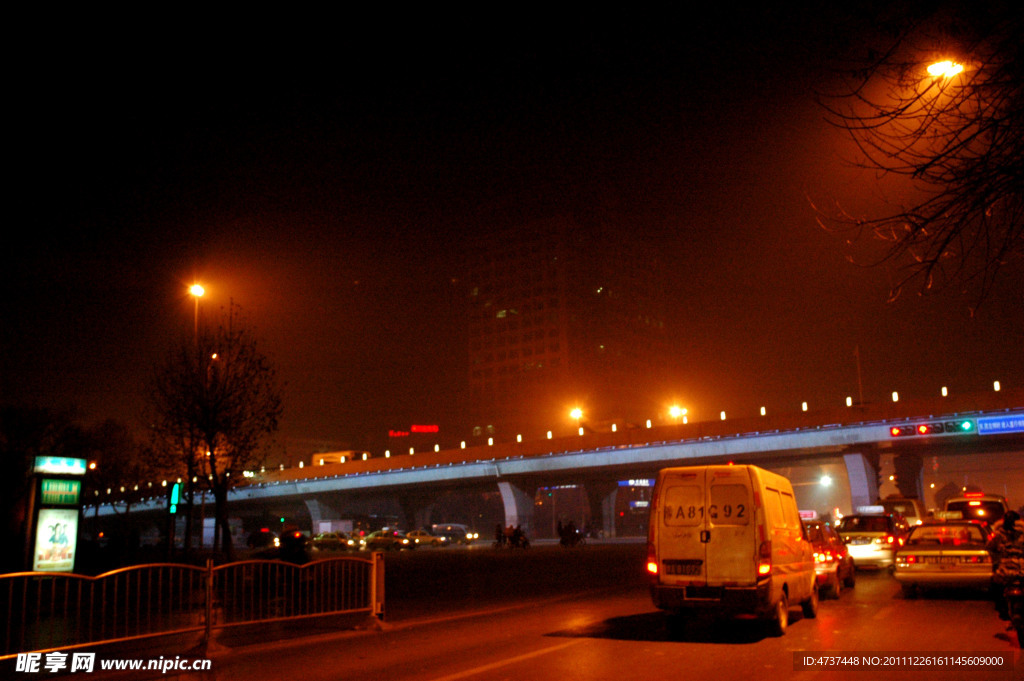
[5, 10, 1022, 459]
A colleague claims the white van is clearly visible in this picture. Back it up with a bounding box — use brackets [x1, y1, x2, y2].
[646, 464, 818, 635]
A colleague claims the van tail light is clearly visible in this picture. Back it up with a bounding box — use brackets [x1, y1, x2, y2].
[646, 544, 659, 576]
[758, 541, 772, 576]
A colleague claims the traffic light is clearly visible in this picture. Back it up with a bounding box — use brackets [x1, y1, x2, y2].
[945, 419, 975, 433]
[168, 482, 180, 514]
[889, 420, 975, 437]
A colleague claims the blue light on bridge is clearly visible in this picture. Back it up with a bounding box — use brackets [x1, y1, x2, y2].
[978, 415, 1024, 435]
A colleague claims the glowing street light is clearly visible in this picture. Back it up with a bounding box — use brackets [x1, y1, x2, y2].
[927, 60, 964, 78]
[570, 407, 584, 435]
[669, 405, 687, 420]
[190, 283, 205, 342]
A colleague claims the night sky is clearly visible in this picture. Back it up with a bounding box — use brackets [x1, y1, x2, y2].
[5, 10, 1022, 459]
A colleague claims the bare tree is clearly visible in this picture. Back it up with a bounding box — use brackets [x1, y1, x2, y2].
[81, 419, 164, 516]
[816, 2, 1023, 305]
[148, 305, 282, 560]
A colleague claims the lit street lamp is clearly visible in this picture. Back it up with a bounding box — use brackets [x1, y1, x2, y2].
[570, 408, 584, 435]
[927, 60, 964, 78]
[190, 284, 205, 342]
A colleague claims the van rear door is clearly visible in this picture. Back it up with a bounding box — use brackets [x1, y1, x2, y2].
[705, 466, 756, 585]
[658, 469, 708, 584]
[657, 466, 756, 586]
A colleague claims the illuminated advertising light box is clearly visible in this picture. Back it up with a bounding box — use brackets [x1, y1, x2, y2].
[33, 456, 87, 476]
[33, 508, 79, 572]
[40, 478, 81, 506]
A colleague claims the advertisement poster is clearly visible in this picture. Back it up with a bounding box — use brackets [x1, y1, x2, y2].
[33, 508, 79, 572]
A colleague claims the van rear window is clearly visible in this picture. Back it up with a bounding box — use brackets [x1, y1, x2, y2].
[708, 484, 749, 525]
[662, 484, 704, 526]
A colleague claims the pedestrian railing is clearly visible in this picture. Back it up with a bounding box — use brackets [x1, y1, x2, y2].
[0, 554, 384, 659]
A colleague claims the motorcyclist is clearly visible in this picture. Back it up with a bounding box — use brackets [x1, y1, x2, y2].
[987, 511, 1024, 620]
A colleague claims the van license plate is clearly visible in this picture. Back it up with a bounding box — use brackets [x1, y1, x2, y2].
[663, 560, 702, 576]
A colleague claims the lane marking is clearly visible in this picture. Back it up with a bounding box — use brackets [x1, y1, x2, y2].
[426, 638, 585, 681]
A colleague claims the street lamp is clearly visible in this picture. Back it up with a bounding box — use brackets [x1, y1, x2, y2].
[570, 408, 583, 435]
[927, 60, 964, 78]
[190, 284, 205, 342]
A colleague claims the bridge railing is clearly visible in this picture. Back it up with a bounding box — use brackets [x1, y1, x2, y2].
[0, 554, 384, 659]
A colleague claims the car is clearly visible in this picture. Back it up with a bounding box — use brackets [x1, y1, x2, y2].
[880, 496, 928, 527]
[276, 529, 313, 563]
[894, 519, 993, 598]
[431, 523, 479, 544]
[364, 530, 415, 551]
[406, 529, 448, 547]
[804, 520, 855, 598]
[944, 493, 1010, 525]
[835, 512, 908, 569]
[246, 528, 279, 550]
[310, 531, 356, 552]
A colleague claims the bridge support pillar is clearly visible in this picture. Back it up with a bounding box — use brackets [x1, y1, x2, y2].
[844, 451, 881, 509]
[893, 453, 924, 500]
[497, 481, 534, 535]
[304, 499, 342, 531]
[584, 481, 618, 538]
[397, 494, 435, 532]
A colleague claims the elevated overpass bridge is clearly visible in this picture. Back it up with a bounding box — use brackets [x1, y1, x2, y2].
[91, 390, 1024, 538]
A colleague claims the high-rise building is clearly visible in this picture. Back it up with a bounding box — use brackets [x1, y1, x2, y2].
[465, 216, 680, 440]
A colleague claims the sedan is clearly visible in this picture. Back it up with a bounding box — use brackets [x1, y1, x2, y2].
[310, 531, 356, 552]
[364, 530, 415, 551]
[804, 520, 855, 598]
[406, 530, 448, 547]
[836, 513, 907, 569]
[894, 519, 993, 598]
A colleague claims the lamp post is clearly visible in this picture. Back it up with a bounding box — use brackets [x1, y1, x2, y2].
[570, 408, 583, 435]
[189, 284, 205, 343]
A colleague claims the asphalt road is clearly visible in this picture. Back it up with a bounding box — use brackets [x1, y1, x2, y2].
[172, 542, 1021, 681]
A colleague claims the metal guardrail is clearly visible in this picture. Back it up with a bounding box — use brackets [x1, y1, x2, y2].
[0, 554, 384, 659]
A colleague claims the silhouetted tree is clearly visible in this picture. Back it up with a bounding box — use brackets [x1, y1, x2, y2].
[81, 419, 164, 516]
[817, 2, 1023, 305]
[147, 305, 282, 560]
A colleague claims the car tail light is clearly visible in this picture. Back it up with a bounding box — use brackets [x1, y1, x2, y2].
[902, 554, 917, 564]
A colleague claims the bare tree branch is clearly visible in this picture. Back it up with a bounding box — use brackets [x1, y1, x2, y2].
[815, 2, 1024, 306]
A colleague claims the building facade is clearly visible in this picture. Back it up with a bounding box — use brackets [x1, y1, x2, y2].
[465, 216, 680, 441]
